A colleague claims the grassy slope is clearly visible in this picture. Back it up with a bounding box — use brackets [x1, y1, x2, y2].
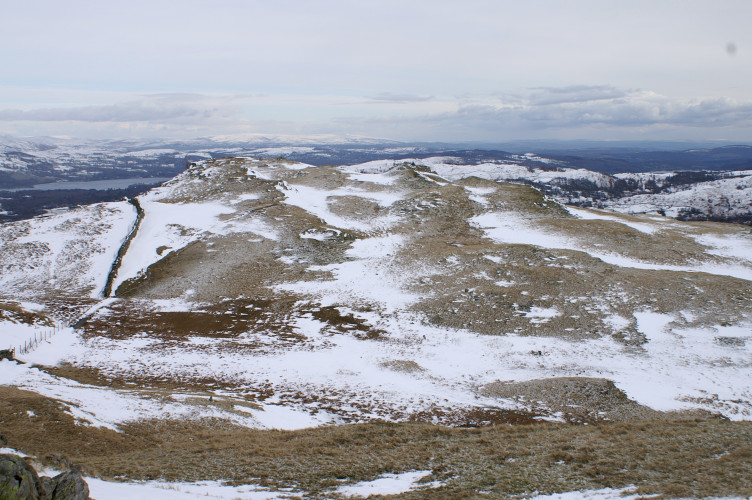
[2, 387, 751, 499]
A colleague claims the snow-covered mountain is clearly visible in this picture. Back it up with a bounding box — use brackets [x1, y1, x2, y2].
[2, 156, 751, 426]
[0, 135, 405, 189]
[3, 136, 751, 226]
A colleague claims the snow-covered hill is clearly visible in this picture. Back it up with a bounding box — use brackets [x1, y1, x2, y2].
[2, 157, 751, 434]
[346, 157, 752, 224]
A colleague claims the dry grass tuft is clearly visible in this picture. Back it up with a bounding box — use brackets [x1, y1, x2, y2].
[380, 359, 425, 373]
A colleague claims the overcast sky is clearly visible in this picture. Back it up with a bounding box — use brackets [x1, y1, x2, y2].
[1, 0, 751, 142]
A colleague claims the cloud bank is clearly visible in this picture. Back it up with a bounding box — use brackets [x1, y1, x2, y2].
[1, 86, 751, 142]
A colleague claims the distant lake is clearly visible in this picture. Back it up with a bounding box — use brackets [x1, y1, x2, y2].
[6, 177, 171, 192]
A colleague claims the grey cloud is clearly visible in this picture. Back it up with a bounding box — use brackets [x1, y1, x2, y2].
[336, 89, 752, 142]
[369, 92, 434, 103]
[524, 96, 752, 127]
[462, 91, 752, 129]
[525, 85, 630, 106]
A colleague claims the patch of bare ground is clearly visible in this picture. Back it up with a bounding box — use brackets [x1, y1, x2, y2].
[327, 195, 385, 223]
[82, 297, 300, 341]
[478, 377, 711, 423]
[0, 302, 53, 327]
[114, 206, 356, 302]
[288, 165, 352, 190]
[0, 296, 99, 329]
[416, 256, 750, 340]
[79, 297, 384, 346]
[479, 181, 572, 218]
[540, 216, 729, 266]
[41, 363, 251, 397]
[384, 169, 750, 340]
[157, 159, 281, 204]
[2, 386, 751, 498]
[403, 231, 750, 340]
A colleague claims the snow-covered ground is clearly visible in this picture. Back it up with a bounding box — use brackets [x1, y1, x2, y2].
[605, 173, 752, 220]
[0, 201, 135, 298]
[335, 470, 439, 497]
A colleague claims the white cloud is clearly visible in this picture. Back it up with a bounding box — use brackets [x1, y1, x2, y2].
[0, 94, 240, 123]
[525, 86, 631, 106]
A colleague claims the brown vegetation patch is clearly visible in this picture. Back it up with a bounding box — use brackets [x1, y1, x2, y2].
[480, 181, 572, 218]
[2, 386, 751, 498]
[407, 240, 751, 339]
[158, 159, 284, 204]
[0, 386, 137, 474]
[541, 216, 720, 266]
[327, 195, 384, 222]
[80, 298, 384, 348]
[82, 297, 306, 342]
[406, 406, 542, 427]
[309, 305, 384, 339]
[0, 302, 52, 327]
[41, 363, 277, 404]
[380, 359, 425, 373]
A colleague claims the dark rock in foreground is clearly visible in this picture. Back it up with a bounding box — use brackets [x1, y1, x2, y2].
[0, 454, 91, 500]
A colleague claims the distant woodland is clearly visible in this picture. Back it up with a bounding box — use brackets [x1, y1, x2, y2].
[0, 184, 157, 222]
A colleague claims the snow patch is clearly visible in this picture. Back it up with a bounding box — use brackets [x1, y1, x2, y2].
[335, 470, 436, 497]
[85, 478, 294, 500]
[525, 307, 560, 324]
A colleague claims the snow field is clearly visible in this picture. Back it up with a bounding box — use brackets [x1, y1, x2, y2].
[0, 201, 136, 298]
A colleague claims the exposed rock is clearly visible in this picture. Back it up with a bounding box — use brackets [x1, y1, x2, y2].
[0, 454, 43, 500]
[48, 471, 91, 500]
[0, 454, 91, 500]
[479, 377, 664, 423]
[38, 476, 56, 499]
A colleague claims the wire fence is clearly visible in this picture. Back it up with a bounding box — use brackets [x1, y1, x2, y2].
[4, 306, 91, 361]
[1, 320, 66, 361]
[16, 323, 62, 355]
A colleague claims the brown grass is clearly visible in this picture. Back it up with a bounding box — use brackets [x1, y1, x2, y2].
[0, 302, 53, 327]
[2, 386, 752, 498]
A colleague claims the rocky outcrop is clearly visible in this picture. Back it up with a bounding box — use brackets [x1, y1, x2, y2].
[0, 455, 40, 499]
[0, 454, 91, 500]
[46, 471, 91, 500]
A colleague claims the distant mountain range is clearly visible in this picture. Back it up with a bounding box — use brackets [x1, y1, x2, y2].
[2, 136, 752, 189]
[2, 137, 751, 224]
